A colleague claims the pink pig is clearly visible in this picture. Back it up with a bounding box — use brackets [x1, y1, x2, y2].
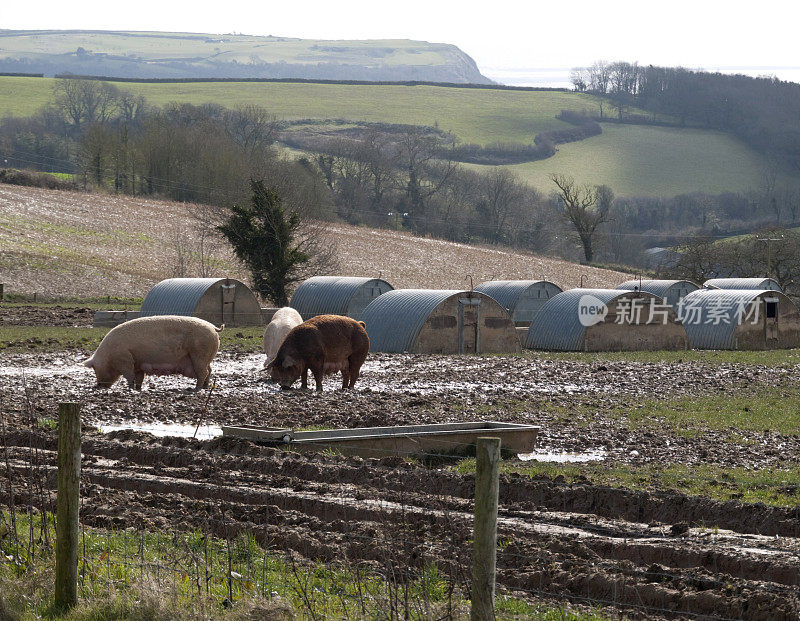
[83, 316, 222, 390]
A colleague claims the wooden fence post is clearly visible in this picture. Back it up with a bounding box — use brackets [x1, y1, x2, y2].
[55, 402, 81, 611]
[471, 437, 501, 621]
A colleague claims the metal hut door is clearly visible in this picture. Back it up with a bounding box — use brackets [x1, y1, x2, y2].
[221, 280, 236, 326]
[458, 296, 481, 354]
[764, 297, 779, 341]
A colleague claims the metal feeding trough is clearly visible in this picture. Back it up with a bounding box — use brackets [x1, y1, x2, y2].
[221, 421, 539, 458]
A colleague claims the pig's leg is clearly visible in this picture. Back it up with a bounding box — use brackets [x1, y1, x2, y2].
[190, 354, 210, 391]
[340, 368, 350, 390]
[309, 363, 324, 392]
[134, 370, 145, 391]
[347, 353, 367, 389]
[300, 363, 309, 390]
[113, 352, 137, 390]
[202, 365, 212, 389]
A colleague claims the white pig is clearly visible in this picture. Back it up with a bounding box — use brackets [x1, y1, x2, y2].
[83, 316, 222, 391]
[263, 307, 303, 367]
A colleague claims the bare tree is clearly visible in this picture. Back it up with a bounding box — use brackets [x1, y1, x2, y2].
[476, 168, 526, 242]
[398, 127, 458, 230]
[52, 79, 119, 133]
[670, 234, 720, 283]
[550, 173, 613, 263]
[223, 104, 279, 155]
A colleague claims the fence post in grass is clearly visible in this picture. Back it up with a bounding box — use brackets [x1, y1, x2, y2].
[471, 437, 501, 621]
[55, 402, 81, 612]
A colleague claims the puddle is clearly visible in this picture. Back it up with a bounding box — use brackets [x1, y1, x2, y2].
[518, 449, 607, 463]
[0, 353, 608, 396]
[98, 422, 223, 440]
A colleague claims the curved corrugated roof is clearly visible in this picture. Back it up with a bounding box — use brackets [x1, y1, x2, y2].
[474, 280, 562, 313]
[680, 289, 780, 349]
[361, 289, 472, 353]
[617, 279, 699, 300]
[140, 278, 232, 317]
[703, 278, 781, 291]
[290, 276, 393, 319]
[525, 289, 659, 351]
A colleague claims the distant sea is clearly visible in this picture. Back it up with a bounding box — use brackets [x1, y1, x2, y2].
[482, 66, 800, 88]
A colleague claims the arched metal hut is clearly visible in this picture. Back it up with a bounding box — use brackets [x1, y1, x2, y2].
[139, 277, 262, 326]
[525, 289, 688, 351]
[680, 289, 799, 349]
[703, 278, 782, 291]
[290, 276, 394, 321]
[361, 289, 520, 354]
[617, 279, 699, 308]
[474, 280, 563, 326]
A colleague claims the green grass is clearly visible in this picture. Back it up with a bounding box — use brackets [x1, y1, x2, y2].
[624, 389, 800, 436]
[516, 382, 800, 437]
[0, 327, 108, 352]
[0, 325, 264, 353]
[531, 348, 800, 367]
[2, 75, 793, 197]
[466, 123, 791, 196]
[455, 458, 800, 507]
[0, 76, 602, 144]
[0, 512, 602, 620]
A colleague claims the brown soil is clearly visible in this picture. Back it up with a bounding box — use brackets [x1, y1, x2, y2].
[2, 349, 800, 619]
[0, 184, 633, 297]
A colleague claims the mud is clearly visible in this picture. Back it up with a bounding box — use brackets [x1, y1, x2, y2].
[0, 430, 798, 619]
[2, 350, 799, 471]
[2, 347, 800, 618]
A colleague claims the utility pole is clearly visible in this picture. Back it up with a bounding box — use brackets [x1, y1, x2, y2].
[757, 235, 783, 276]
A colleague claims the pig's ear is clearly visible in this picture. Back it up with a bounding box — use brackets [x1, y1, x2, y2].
[282, 355, 295, 368]
[82, 358, 94, 368]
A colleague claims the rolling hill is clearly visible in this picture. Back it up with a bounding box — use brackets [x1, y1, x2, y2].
[0, 30, 492, 83]
[1, 76, 792, 197]
[0, 184, 632, 299]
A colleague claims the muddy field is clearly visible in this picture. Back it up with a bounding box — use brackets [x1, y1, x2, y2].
[2, 340, 800, 619]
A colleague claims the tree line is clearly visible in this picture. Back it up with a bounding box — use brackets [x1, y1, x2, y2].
[2, 78, 798, 294]
[570, 61, 800, 168]
[662, 227, 800, 298]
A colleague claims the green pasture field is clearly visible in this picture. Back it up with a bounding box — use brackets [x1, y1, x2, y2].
[0, 31, 454, 67]
[466, 123, 785, 196]
[0, 75, 604, 144]
[1, 75, 791, 197]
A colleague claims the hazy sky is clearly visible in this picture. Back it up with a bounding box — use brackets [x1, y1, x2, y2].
[2, 0, 797, 73]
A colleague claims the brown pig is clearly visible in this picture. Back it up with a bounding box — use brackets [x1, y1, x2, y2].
[266, 315, 369, 391]
[83, 316, 223, 390]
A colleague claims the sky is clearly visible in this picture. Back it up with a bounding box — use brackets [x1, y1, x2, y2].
[2, 0, 799, 83]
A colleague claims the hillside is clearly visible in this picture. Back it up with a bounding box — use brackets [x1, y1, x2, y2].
[0, 76, 791, 198]
[467, 124, 775, 196]
[0, 184, 632, 298]
[0, 30, 491, 83]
